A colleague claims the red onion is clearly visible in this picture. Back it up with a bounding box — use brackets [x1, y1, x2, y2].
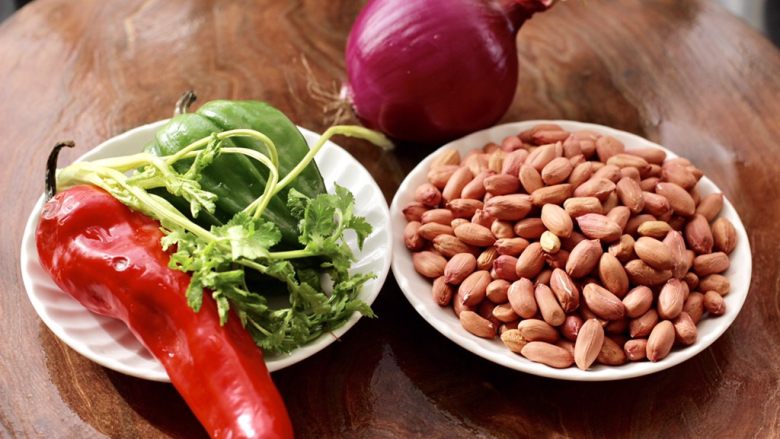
[344, 0, 555, 145]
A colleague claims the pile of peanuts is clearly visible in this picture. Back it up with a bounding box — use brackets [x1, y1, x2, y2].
[402, 124, 738, 370]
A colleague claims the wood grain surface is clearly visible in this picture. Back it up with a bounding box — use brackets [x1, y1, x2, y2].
[1, 0, 779, 437]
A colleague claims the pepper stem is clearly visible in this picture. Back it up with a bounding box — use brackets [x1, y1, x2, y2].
[45, 141, 75, 200]
[174, 90, 197, 116]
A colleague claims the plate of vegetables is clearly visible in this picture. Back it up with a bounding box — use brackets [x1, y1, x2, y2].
[20, 97, 392, 392]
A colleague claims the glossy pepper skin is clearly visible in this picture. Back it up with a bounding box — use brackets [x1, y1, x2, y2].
[36, 185, 294, 439]
[147, 100, 326, 247]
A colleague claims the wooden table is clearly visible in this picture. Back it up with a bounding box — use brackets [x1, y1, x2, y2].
[2, 0, 779, 437]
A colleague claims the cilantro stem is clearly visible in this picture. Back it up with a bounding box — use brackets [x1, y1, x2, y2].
[267, 249, 312, 260]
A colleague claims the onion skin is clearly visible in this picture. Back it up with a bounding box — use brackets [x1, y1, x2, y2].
[345, 0, 554, 145]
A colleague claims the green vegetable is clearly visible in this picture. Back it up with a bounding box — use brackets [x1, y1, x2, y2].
[56, 115, 392, 353]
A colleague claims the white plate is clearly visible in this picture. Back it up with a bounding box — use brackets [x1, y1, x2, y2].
[390, 120, 752, 381]
[20, 120, 392, 382]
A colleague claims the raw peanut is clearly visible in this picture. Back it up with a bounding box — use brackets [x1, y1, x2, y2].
[492, 303, 519, 323]
[495, 237, 530, 256]
[684, 272, 700, 291]
[418, 222, 453, 240]
[458, 271, 491, 306]
[683, 250, 696, 273]
[696, 193, 724, 221]
[656, 182, 695, 217]
[415, 183, 442, 207]
[461, 171, 490, 199]
[658, 279, 686, 319]
[447, 198, 483, 218]
[661, 162, 697, 190]
[501, 136, 524, 151]
[472, 209, 495, 229]
[484, 143, 500, 153]
[556, 340, 575, 357]
[685, 214, 714, 254]
[485, 194, 532, 221]
[623, 286, 653, 318]
[433, 234, 474, 258]
[562, 134, 582, 158]
[637, 220, 672, 239]
[595, 135, 625, 162]
[519, 126, 564, 143]
[662, 230, 688, 279]
[711, 218, 737, 254]
[561, 315, 584, 341]
[574, 319, 605, 370]
[634, 236, 674, 270]
[699, 274, 730, 295]
[624, 259, 672, 286]
[508, 278, 538, 318]
[519, 164, 544, 194]
[569, 162, 594, 188]
[545, 249, 570, 270]
[477, 247, 498, 271]
[460, 311, 496, 338]
[421, 208, 454, 225]
[540, 231, 561, 254]
[514, 218, 546, 239]
[515, 242, 545, 279]
[535, 269, 553, 286]
[620, 166, 641, 181]
[444, 253, 477, 284]
[693, 252, 730, 276]
[646, 320, 675, 362]
[518, 319, 559, 342]
[431, 149, 460, 168]
[582, 283, 625, 321]
[550, 268, 580, 312]
[608, 234, 636, 262]
[627, 147, 666, 165]
[598, 253, 629, 297]
[521, 342, 574, 368]
[630, 309, 659, 338]
[463, 153, 488, 177]
[608, 153, 650, 172]
[579, 304, 607, 327]
[541, 204, 573, 238]
[501, 149, 528, 176]
[412, 251, 447, 278]
[484, 174, 520, 195]
[576, 213, 622, 242]
[403, 202, 428, 222]
[531, 129, 570, 146]
[573, 178, 616, 201]
[568, 154, 585, 167]
[451, 218, 469, 229]
[642, 191, 671, 218]
[493, 255, 520, 282]
[684, 292, 705, 323]
[561, 231, 587, 252]
[530, 184, 572, 206]
[702, 291, 726, 316]
[442, 167, 474, 202]
[625, 214, 657, 235]
[478, 299, 502, 327]
[487, 150, 504, 173]
[486, 279, 511, 303]
[541, 157, 574, 185]
[404, 221, 424, 251]
[535, 284, 566, 326]
[615, 177, 645, 213]
[566, 239, 603, 278]
[640, 177, 660, 192]
[500, 329, 528, 353]
[432, 276, 453, 306]
[624, 339, 648, 361]
[454, 223, 495, 247]
[489, 220, 513, 239]
[427, 165, 459, 189]
[564, 197, 602, 217]
[673, 312, 697, 345]
[602, 192, 619, 212]
[527, 143, 560, 170]
[591, 165, 620, 183]
[606, 206, 631, 232]
[597, 336, 627, 366]
[452, 295, 475, 317]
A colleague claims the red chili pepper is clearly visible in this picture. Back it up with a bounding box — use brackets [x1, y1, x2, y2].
[36, 184, 294, 439]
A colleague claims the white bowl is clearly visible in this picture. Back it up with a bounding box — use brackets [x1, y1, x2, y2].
[390, 120, 751, 381]
[20, 120, 392, 382]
